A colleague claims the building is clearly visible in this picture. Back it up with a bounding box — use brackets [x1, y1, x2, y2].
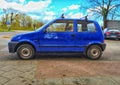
[107, 20, 120, 30]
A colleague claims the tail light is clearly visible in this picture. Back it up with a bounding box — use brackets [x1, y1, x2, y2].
[118, 32, 120, 35]
[106, 32, 110, 35]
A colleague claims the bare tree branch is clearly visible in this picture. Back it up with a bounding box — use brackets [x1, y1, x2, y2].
[109, 4, 120, 11]
[82, 0, 120, 28]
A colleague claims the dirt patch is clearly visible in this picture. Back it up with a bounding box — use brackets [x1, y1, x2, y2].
[0, 34, 13, 40]
[35, 60, 120, 79]
[2, 34, 13, 39]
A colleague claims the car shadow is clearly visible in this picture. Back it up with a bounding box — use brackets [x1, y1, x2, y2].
[35, 53, 86, 60]
[5, 52, 114, 61]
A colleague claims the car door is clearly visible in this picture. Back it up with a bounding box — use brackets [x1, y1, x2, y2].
[39, 19, 76, 52]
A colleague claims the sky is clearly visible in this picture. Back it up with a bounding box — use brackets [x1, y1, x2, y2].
[0, 0, 101, 24]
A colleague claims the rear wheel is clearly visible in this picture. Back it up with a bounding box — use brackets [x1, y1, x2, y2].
[86, 45, 102, 60]
[17, 44, 35, 60]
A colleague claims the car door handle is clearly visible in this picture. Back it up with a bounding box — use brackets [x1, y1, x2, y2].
[71, 34, 76, 37]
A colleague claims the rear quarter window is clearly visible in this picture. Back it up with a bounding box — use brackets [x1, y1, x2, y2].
[77, 20, 97, 32]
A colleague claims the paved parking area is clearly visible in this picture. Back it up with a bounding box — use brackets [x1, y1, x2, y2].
[0, 32, 120, 85]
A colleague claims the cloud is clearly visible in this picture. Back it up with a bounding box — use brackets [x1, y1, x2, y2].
[28, 14, 41, 20]
[71, 13, 83, 18]
[43, 15, 55, 22]
[68, 4, 80, 10]
[19, 0, 25, 3]
[42, 11, 56, 21]
[5, 0, 20, 3]
[62, 4, 80, 13]
[62, 8, 67, 13]
[23, 0, 51, 12]
[0, 0, 51, 13]
[0, 0, 53, 21]
[44, 11, 55, 16]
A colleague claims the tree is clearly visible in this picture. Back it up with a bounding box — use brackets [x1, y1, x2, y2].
[25, 16, 32, 28]
[3, 8, 19, 23]
[1, 8, 44, 31]
[83, 0, 120, 28]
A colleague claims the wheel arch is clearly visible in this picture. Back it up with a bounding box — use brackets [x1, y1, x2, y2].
[15, 41, 36, 52]
[87, 43, 103, 51]
[85, 43, 104, 53]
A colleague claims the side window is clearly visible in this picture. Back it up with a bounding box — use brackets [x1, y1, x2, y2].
[46, 23, 66, 32]
[87, 23, 96, 32]
[46, 20, 74, 32]
[77, 20, 96, 32]
[77, 24, 82, 32]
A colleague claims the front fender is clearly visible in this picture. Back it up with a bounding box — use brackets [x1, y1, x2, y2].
[15, 39, 38, 52]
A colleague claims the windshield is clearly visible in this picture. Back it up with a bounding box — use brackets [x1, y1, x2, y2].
[36, 24, 46, 31]
[36, 20, 55, 31]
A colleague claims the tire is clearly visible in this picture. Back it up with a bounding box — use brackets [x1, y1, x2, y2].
[86, 45, 102, 60]
[17, 44, 35, 60]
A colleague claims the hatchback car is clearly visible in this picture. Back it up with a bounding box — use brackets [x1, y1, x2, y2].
[8, 18, 106, 60]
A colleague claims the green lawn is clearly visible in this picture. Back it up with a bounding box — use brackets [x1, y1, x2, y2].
[0, 27, 35, 32]
[0, 28, 9, 32]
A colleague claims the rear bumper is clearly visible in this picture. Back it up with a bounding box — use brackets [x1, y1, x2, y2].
[101, 43, 106, 51]
[105, 35, 120, 39]
[8, 42, 19, 53]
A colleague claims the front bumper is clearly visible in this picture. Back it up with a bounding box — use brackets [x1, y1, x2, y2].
[8, 42, 19, 53]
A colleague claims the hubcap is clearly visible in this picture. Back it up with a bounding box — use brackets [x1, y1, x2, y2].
[20, 48, 31, 57]
[91, 48, 100, 58]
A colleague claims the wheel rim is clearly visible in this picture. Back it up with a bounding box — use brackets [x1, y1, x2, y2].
[20, 47, 32, 58]
[90, 48, 100, 58]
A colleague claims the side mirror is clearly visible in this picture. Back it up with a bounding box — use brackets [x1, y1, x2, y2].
[44, 29, 47, 33]
[44, 28, 51, 33]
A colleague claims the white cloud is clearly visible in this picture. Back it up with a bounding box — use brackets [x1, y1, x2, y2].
[45, 11, 55, 16]
[68, 12, 73, 16]
[68, 4, 80, 10]
[71, 13, 83, 18]
[23, 0, 51, 12]
[43, 15, 55, 21]
[61, 4, 80, 13]
[62, 8, 67, 13]
[42, 11, 56, 21]
[19, 0, 25, 3]
[0, 0, 51, 13]
[0, 0, 56, 22]
[28, 14, 41, 20]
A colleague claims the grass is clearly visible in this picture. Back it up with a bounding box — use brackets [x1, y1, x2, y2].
[0, 28, 10, 32]
[0, 27, 36, 32]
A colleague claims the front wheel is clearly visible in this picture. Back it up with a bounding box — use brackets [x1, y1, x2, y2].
[86, 45, 102, 60]
[17, 44, 35, 60]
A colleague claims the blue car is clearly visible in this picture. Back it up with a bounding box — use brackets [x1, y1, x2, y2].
[8, 18, 106, 60]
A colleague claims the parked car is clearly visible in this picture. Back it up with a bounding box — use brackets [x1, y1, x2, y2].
[103, 28, 109, 34]
[8, 18, 106, 60]
[104, 29, 120, 40]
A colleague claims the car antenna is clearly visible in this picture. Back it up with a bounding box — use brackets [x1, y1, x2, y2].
[85, 15, 88, 21]
[61, 13, 65, 18]
[80, 15, 88, 21]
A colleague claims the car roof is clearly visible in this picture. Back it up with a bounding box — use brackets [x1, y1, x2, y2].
[53, 18, 95, 22]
